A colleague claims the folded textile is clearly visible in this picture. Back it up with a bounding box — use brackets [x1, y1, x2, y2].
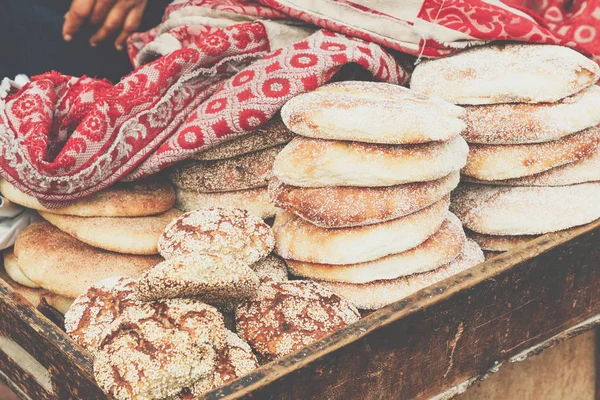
[0, 197, 40, 250]
[0, 25, 406, 205]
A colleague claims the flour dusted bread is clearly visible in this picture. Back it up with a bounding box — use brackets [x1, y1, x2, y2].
[273, 196, 449, 265]
[451, 182, 600, 235]
[463, 86, 600, 144]
[0, 179, 175, 217]
[3, 249, 39, 288]
[135, 254, 259, 304]
[463, 126, 600, 180]
[14, 222, 161, 298]
[273, 136, 468, 187]
[466, 230, 538, 252]
[40, 209, 182, 255]
[175, 187, 278, 219]
[0, 265, 73, 314]
[281, 81, 465, 144]
[158, 208, 274, 265]
[94, 299, 226, 400]
[269, 172, 459, 228]
[170, 145, 283, 192]
[175, 330, 259, 399]
[463, 145, 600, 186]
[235, 281, 360, 361]
[410, 43, 600, 105]
[192, 115, 294, 161]
[65, 277, 139, 352]
[287, 213, 465, 283]
[320, 239, 484, 310]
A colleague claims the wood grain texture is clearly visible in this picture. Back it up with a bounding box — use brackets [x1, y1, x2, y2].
[205, 219, 600, 400]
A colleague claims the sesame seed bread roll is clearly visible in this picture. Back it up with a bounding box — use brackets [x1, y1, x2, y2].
[462, 126, 600, 181]
[462, 145, 600, 187]
[273, 196, 449, 265]
[410, 43, 600, 105]
[463, 86, 600, 144]
[0, 178, 175, 217]
[269, 172, 459, 228]
[281, 81, 466, 144]
[273, 136, 468, 187]
[451, 182, 600, 235]
[287, 213, 465, 283]
[320, 239, 484, 310]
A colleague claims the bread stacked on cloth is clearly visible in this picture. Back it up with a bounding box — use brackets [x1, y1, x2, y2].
[168, 116, 295, 220]
[0, 179, 178, 311]
[411, 43, 600, 256]
[270, 81, 484, 311]
[60, 207, 359, 399]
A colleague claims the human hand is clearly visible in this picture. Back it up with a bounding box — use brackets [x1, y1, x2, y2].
[63, 0, 149, 50]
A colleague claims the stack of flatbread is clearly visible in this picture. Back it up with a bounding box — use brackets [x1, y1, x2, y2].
[0, 179, 175, 313]
[269, 81, 484, 310]
[411, 43, 600, 256]
[168, 116, 295, 219]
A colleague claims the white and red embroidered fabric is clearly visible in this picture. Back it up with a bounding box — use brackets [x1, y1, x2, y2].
[1, 0, 599, 204]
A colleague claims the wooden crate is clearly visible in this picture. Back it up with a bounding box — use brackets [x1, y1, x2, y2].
[0, 218, 598, 400]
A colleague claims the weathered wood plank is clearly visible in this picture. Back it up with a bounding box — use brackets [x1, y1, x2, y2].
[206, 219, 600, 400]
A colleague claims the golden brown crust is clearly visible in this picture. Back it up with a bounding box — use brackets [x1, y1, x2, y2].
[466, 229, 539, 252]
[158, 208, 275, 265]
[463, 125, 600, 180]
[192, 115, 294, 161]
[3, 249, 39, 288]
[235, 281, 360, 361]
[40, 209, 182, 255]
[94, 299, 226, 400]
[269, 172, 459, 228]
[64, 277, 140, 352]
[175, 187, 278, 219]
[15, 222, 161, 298]
[169, 145, 283, 193]
[0, 178, 176, 217]
[135, 254, 260, 304]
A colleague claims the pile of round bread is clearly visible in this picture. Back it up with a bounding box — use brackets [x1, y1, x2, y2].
[411, 43, 600, 255]
[168, 116, 295, 219]
[61, 207, 360, 400]
[0, 179, 179, 313]
[269, 81, 484, 310]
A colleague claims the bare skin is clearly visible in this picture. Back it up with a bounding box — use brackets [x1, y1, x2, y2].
[62, 0, 149, 50]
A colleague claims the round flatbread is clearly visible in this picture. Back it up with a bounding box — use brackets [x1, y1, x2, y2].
[192, 115, 294, 161]
[287, 213, 465, 283]
[14, 222, 161, 298]
[175, 186, 278, 220]
[466, 230, 538, 252]
[39, 209, 182, 255]
[169, 145, 283, 193]
[3, 249, 39, 288]
[273, 196, 449, 265]
[0, 265, 73, 314]
[463, 126, 599, 181]
[269, 172, 459, 228]
[281, 81, 465, 144]
[462, 86, 600, 144]
[235, 281, 360, 361]
[410, 43, 600, 105]
[0, 179, 176, 217]
[320, 239, 484, 310]
[450, 182, 600, 235]
[462, 145, 600, 187]
[273, 136, 468, 187]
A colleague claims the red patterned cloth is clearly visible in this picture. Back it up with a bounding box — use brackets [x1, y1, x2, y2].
[1, 0, 599, 204]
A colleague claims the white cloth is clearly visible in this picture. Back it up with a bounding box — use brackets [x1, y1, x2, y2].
[0, 196, 39, 251]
